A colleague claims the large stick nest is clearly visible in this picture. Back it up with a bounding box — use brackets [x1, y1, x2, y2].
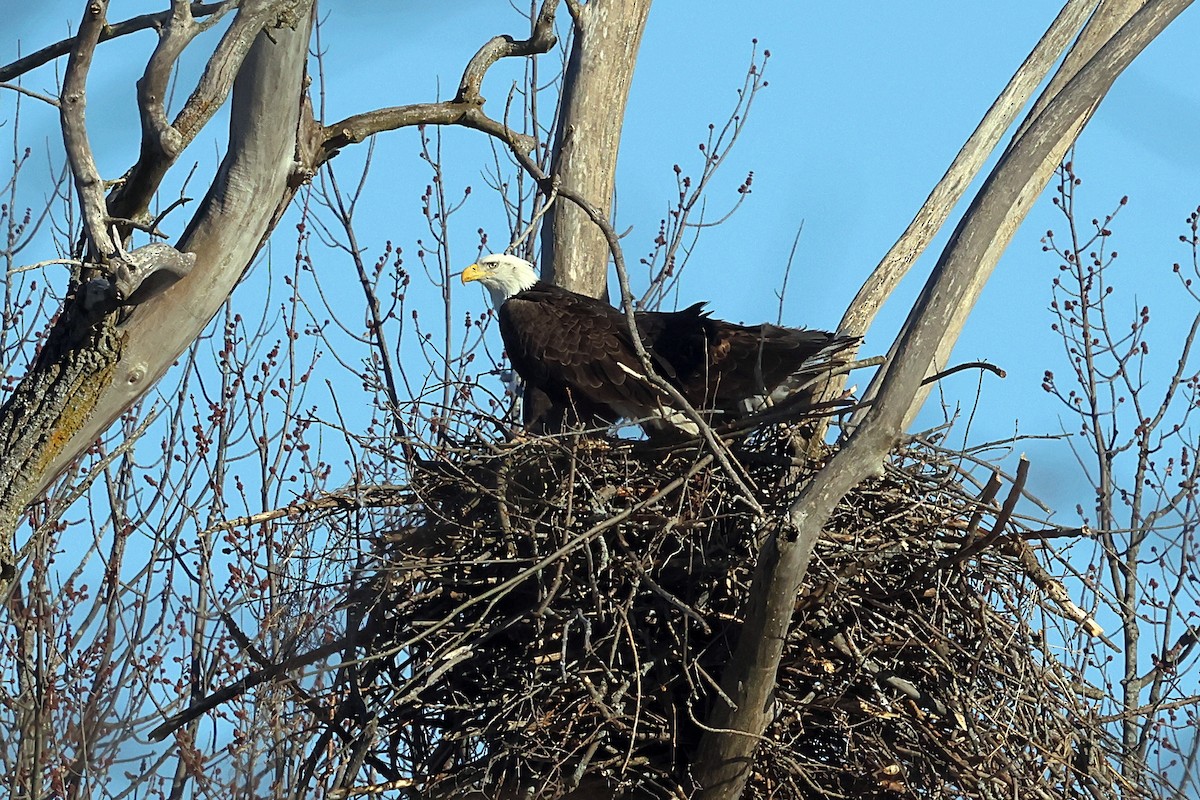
[345, 427, 1125, 799]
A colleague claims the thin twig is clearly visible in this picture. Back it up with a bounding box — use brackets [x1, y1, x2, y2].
[0, 82, 60, 107]
[8, 258, 84, 276]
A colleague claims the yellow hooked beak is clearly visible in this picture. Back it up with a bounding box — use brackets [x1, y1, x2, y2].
[461, 263, 486, 285]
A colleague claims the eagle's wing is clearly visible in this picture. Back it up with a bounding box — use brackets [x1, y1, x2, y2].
[699, 325, 858, 412]
[637, 307, 857, 415]
[635, 303, 709, 383]
[499, 285, 670, 429]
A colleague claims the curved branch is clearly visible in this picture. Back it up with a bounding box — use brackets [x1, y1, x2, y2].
[693, 2, 1192, 796]
[60, 0, 116, 258]
[925, 359, 1007, 383]
[28, 1, 318, 507]
[0, 2, 227, 83]
[18, 0, 556, 541]
[839, 0, 1100, 339]
[129, 5, 209, 198]
[319, 103, 538, 166]
[172, 1, 298, 142]
[109, 0, 293, 222]
[455, 0, 559, 105]
[312, 1, 560, 170]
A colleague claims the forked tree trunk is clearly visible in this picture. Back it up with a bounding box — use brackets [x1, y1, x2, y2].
[0, 1, 316, 578]
[692, 3, 1192, 797]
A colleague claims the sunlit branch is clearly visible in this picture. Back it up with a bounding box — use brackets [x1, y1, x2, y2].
[316, 0, 559, 167]
[60, 0, 116, 257]
[0, 2, 227, 83]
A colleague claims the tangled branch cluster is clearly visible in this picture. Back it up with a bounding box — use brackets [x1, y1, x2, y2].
[340, 430, 1132, 799]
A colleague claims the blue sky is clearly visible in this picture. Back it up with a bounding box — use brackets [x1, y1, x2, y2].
[4, 2, 1200, 787]
[7, 2, 1200, 514]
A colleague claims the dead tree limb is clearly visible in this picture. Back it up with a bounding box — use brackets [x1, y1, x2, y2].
[0, 1, 578, 581]
[839, 0, 1101, 341]
[0, 2, 318, 582]
[540, 0, 654, 299]
[852, 0, 1157, 431]
[0, 3, 228, 83]
[316, 0, 561, 167]
[59, 0, 116, 257]
[693, 3, 1193, 796]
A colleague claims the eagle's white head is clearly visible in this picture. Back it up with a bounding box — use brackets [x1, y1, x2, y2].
[461, 253, 539, 311]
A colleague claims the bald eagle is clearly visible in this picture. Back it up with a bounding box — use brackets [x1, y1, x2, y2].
[462, 254, 856, 437]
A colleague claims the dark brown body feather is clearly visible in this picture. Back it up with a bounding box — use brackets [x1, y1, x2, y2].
[636, 305, 854, 416]
[498, 282, 855, 434]
[499, 283, 665, 432]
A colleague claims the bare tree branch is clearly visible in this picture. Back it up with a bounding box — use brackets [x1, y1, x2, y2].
[109, 0, 286, 222]
[4, 0, 566, 569]
[456, 0, 559, 105]
[60, 0, 116, 258]
[17, 1, 319, 520]
[320, 103, 539, 165]
[693, 3, 1192, 796]
[838, 0, 1101, 340]
[0, 2, 227, 83]
[315, 1, 560, 167]
[0, 82, 59, 107]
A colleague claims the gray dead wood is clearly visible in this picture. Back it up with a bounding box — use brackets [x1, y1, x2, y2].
[0, 0, 576, 581]
[692, 2, 1192, 797]
[839, 0, 1101, 342]
[540, 0, 653, 300]
[0, 1, 316, 580]
[316, 0, 559, 165]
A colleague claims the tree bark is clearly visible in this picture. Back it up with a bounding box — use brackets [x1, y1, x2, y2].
[838, 0, 1101, 342]
[540, 0, 653, 299]
[0, 1, 316, 577]
[0, 0, 575, 583]
[888, 0, 1156, 431]
[692, 2, 1192, 796]
[44, 2, 316, 492]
